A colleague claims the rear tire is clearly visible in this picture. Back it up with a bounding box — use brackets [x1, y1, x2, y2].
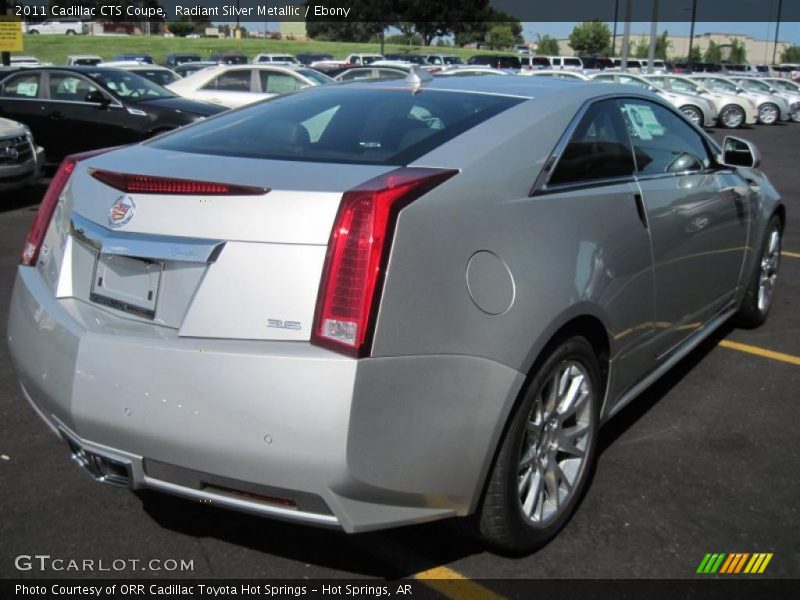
[719, 104, 745, 129]
[736, 214, 782, 328]
[474, 336, 601, 554]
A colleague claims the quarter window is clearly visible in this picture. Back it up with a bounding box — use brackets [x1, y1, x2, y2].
[549, 99, 636, 185]
[619, 99, 713, 175]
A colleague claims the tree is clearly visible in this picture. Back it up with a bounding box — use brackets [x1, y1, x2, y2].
[304, 0, 392, 43]
[689, 45, 702, 63]
[729, 38, 747, 63]
[486, 25, 516, 50]
[704, 40, 722, 64]
[568, 21, 611, 56]
[536, 34, 560, 55]
[655, 30, 671, 60]
[634, 39, 649, 59]
[453, 7, 521, 47]
[781, 46, 800, 63]
[406, 0, 491, 46]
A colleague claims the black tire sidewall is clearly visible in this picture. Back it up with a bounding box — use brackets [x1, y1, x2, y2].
[738, 215, 782, 327]
[721, 105, 744, 129]
[489, 336, 601, 551]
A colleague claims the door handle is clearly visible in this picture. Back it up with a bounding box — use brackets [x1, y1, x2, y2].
[48, 111, 64, 120]
[634, 193, 648, 229]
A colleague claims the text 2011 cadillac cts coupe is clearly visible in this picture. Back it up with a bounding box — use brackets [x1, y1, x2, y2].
[7, 75, 783, 553]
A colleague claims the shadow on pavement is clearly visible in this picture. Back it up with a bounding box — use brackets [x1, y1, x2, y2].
[0, 184, 45, 214]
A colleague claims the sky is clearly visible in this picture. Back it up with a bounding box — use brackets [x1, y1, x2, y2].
[522, 21, 800, 45]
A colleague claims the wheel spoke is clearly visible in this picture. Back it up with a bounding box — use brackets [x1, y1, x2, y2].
[556, 423, 589, 457]
[521, 468, 543, 517]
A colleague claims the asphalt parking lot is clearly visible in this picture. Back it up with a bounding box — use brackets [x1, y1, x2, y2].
[0, 124, 797, 586]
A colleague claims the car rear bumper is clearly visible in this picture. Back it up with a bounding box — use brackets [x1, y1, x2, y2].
[7, 267, 524, 533]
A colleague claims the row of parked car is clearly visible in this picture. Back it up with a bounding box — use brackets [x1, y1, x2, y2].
[1, 54, 798, 193]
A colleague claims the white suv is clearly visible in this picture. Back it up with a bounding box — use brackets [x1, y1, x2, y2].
[25, 19, 85, 35]
[547, 56, 584, 71]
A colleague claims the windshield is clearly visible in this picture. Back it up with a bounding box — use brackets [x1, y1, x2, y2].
[150, 87, 522, 165]
[668, 77, 700, 93]
[135, 68, 180, 87]
[704, 78, 738, 93]
[739, 79, 771, 92]
[88, 70, 176, 101]
[771, 80, 799, 92]
[443, 56, 465, 65]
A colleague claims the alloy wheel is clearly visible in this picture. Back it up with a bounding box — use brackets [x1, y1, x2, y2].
[759, 103, 779, 125]
[720, 105, 745, 128]
[758, 227, 781, 313]
[517, 361, 593, 525]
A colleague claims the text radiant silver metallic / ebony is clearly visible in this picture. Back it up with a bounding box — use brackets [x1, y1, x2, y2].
[7, 75, 783, 553]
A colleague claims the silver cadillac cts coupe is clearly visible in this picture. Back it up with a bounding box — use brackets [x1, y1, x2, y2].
[7, 75, 783, 553]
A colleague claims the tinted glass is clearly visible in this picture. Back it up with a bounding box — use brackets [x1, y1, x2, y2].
[0, 73, 41, 98]
[49, 74, 101, 102]
[87, 69, 175, 100]
[150, 87, 522, 165]
[549, 99, 635, 185]
[260, 71, 304, 94]
[204, 70, 252, 92]
[296, 68, 332, 85]
[136, 69, 179, 86]
[619, 99, 712, 175]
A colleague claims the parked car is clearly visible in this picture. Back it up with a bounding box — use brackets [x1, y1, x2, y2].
[7, 75, 782, 554]
[164, 53, 203, 68]
[723, 64, 770, 77]
[579, 56, 614, 72]
[67, 55, 103, 67]
[296, 53, 334, 66]
[548, 56, 584, 71]
[422, 54, 465, 67]
[344, 53, 385, 66]
[333, 66, 409, 82]
[167, 64, 333, 108]
[24, 19, 84, 35]
[591, 72, 718, 127]
[0, 117, 45, 191]
[689, 75, 792, 125]
[0, 67, 226, 162]
[113, 54, 155, 65]
[383, 54, 430, 65]
[173, 62, 217, 78]
[525, 70, 590, 80]
[98, 63, 181, 87]
[468, 55, 521, 70]
[644, 74, 757, 128]
[729, 76, 800, 123]
[611, 58, 643, 72]
[209, 52, 248, 65]
[519, 55, 553, 71]
[10, 56, 42, 66]
[639, 59, 669, 74]
[435, 66, 510, 77]
[253, 54, 300, 65]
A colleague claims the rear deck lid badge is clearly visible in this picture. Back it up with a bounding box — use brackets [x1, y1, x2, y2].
[109, 196, 136, 228]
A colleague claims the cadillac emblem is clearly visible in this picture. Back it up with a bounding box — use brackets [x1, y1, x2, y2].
[108, 196, 136, 228]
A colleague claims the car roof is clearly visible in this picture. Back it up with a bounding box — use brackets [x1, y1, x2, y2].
[340, 73, 647, 102]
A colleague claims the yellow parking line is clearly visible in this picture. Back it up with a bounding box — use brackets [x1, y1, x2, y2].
[782, 251, 800, 258]
[414, 566, 505, 600]
[719, 340, 800, 366]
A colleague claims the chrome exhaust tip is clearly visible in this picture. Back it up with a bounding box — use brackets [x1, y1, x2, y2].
[60, 430, 132, 487]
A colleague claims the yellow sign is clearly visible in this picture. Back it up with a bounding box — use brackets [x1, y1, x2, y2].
[0, 16, 23, 53]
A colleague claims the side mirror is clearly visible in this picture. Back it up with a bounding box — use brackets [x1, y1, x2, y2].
[719, 136, 760, 168]
[85, 90, 110, 106]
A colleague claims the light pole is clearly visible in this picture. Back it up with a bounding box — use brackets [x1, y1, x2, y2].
[686, 0, 698, 72]
[772, 0, 783, 65]
[611, 0, 619, 57]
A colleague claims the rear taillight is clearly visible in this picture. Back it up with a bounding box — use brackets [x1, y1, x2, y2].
[311, 167, 457, 357]
[89, 170, 268, 195]
[21, 148, 114, 266]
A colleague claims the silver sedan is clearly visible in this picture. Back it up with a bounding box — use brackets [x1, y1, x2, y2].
[8, 75, 783, 553]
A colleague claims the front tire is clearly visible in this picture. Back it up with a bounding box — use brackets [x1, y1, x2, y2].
[680, 105, 704, 126]
[719, 104, 745, 129]
[758, 102, 779, 125]
[475, 336, 601, 553]
[736, 214, 782, 328]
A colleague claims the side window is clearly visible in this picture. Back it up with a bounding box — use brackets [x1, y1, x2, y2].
[1, 73, 41, 98]
[549, 99, 636, 185]
[260, 72, 305, 94]
[619, 99, 713, 175]
[49, 74, 100, 102]
[203, 70, 252, 92]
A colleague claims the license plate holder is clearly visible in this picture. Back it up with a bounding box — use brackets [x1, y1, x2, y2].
[90, 253, 162, 320]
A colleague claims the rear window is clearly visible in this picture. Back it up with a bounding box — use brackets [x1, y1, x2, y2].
[150, 87, 522, 165]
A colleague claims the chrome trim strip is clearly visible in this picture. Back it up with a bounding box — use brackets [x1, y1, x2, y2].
[71, 213, 225, 264]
